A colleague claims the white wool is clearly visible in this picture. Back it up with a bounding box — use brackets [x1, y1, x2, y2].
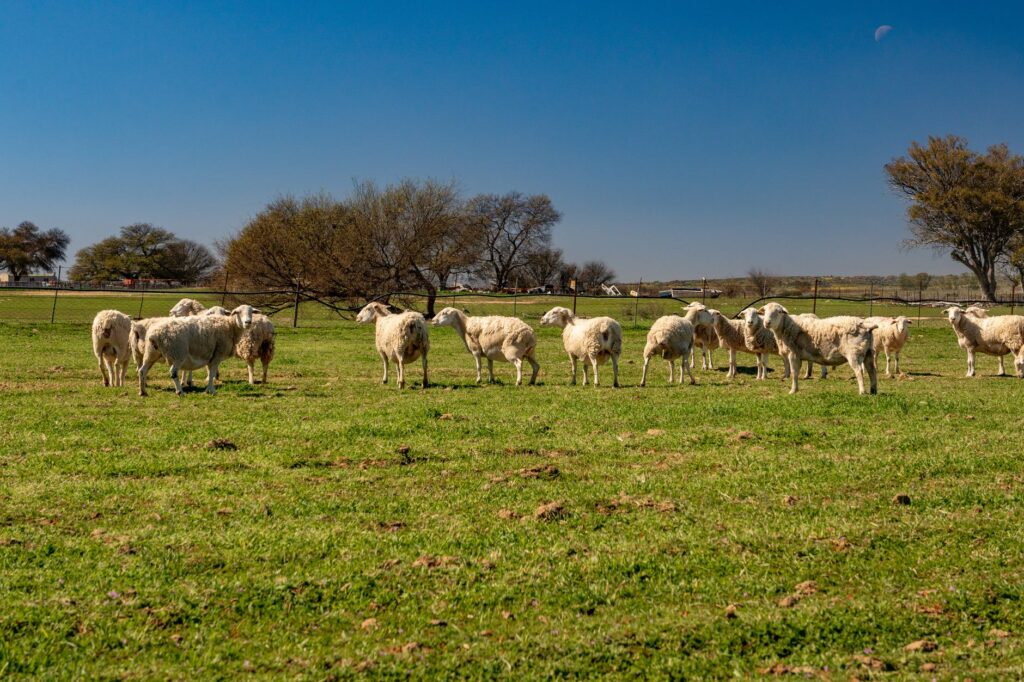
[540, 307, 622, 387]
[432, 308, 539, 386]
[640, 305, 713, 386]
[234, 314, 276, 384]
[944, 306, 1024, 378]
[91, 310, 132, 387]
[864, 316, 913, 376]
[356, 302, 430, 389]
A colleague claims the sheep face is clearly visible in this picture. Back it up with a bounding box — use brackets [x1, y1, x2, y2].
[230, 305, 259, 329]
[893, 316, 912, 334]
[965, 306, 988, 318]
[758, 302, 789, 331]
[943, 306, 964, 324]
[741, 308, 760, 327]
[690, 308, 714, 328]
[169, 299, 200, 317]
[683, 301, 706, 311]
[431, 307, 460, 327]
[356, 302, 389, 324]
[540, 307, 573, 328]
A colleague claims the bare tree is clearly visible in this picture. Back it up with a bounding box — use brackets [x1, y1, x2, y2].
[576, 260, 616, 293]
[747, 268, 775, 297]
[886, 135, 1024, 302]
[523, 246, 565, 289]
[467, 192, 561, 290]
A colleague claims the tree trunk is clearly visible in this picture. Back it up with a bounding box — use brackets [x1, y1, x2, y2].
[425, 287, 437, 318]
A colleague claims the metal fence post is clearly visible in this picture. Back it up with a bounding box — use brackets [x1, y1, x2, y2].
[136, 279, 146, 319]
[49, 266, 61, 323]
[812, 278, 819, 314]
[702, 278, 707, 305]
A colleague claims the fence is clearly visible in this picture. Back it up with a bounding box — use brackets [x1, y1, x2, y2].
[1, 284, 1021, 328]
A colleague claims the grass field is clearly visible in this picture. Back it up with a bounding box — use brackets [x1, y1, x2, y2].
[2, 301, 1023, 678]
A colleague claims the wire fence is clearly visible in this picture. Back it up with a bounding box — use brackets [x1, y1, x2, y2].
[0, 284, 1021, 328]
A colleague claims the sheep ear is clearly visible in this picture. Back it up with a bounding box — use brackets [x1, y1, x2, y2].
[756, 306, 765, 313]
[252, 308, 262, 314]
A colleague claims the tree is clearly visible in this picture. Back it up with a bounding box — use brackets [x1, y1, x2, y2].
[576, 260, 616, 293]
[747, 268, 775, 297]
[467, 192, 561, 290]
[69, 223, 217, 284]
[1003, 232, 1024, 289]
[885, 135, 1024, 302]
[523, 247, 566, 289]
[0, 221, 70, 281]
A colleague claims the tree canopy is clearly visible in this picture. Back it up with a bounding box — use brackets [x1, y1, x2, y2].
[69, 224, 217, 284]
[0, 221, 70, 280]
[885, 135, 1024, 301]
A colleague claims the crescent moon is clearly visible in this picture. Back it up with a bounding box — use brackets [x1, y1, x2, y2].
[874, 25, 892, 42]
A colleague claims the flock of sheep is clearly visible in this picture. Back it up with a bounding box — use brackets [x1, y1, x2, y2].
[357, 300, 1024, 394]
[89, 296, 1024, 396]
[90, 298, 276, 396]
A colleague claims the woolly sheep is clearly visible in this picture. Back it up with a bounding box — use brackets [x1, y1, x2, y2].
[640, 305, 714, 386]
[864, 316, 913, 376]
[943, 305, 1024, 378]
[759, 302, 878, 395]
[169, 298, 207, 317]
[235, 313, 276, 384]
[540, 307, 622, 387]
[432, 307, 539, 385]
[356, 302, 430, 389]
[137, 305, 258, 396]
[91, 310, 132, 387]
[740, 307, 786, 380]
[203, 306, 229, 316]
[708, 308, 761, 379]
[683, 302, 717, 369]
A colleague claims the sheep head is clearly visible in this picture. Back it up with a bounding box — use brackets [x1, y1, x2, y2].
[230, 305, 259, 329]
[741, 308, 760, 327]
[169, 298, 204, 317]
[759, 302, 789, 331]
[893, 316, 912, 333]
[540, 307, 573, 328]
[943, 306, 964, 324]
[432, 307, 461, 327]
[356, 302, 390, 324]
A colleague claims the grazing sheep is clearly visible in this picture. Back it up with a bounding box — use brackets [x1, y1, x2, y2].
[759, 302, 878, 395]
[235, 313, 276, 384]
[640, 305, 714, 386]
[91, 310, 132, 387]
[138, 305, 259, 396]
[683, 302, 717, 369]
[864, 316, 913, 376]
[432, 307, 539, 385]
[540, 307, 622, 387]
[740, 307, 786, 380]
[943, 305, 1024, 378]
[356, 302, 429, 389]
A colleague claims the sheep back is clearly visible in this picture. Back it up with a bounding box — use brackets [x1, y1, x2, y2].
[377, 312, 429, 362]
[466, 316, 536, 361]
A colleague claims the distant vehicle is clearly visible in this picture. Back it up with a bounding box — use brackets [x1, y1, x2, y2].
[526, 284, 553, 294]
[658, 287, 722, 299]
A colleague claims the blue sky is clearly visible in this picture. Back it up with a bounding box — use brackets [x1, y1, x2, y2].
[1, 1, 1022, 280]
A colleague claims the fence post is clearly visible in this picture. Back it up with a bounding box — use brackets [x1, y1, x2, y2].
[136, 279, 146, 320]
[49, 266, 61, 323]
[292, 287, 301, 328]
[702, 278, 707, 305]
[571, 278, 578, 314]
[812, 278, 819, 314]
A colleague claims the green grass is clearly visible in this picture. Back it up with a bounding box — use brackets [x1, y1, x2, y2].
[1, 312, 1022, 679]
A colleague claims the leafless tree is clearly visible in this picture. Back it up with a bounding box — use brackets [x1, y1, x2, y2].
[747, 268, 775, 297]
[467, 192, 561, 290]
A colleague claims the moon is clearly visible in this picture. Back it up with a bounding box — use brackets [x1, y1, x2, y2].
[874, 25, 893, 42]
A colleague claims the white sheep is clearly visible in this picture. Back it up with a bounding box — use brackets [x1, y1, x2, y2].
[943, 305, 1024, 378]
[91, 310, 132, 387]
[683, 302, 716, 369]
[640, 305, 714, 386]
[137, 305, 259, 396]
[235, 313, 276, 384]
[540, 307, 622, 387]
[169, 298, 207, 317]
[864, 316, 913, 376]
[740, 307, 786, 380]
[203, 306, 229, 316]
[432, 307, 539, 385]
[708, 308, 761, 379]
[759, 302, 878, 395]
[356, 302, 430, 389]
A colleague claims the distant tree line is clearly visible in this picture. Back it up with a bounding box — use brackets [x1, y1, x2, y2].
[69, 224, 217, 285]
[220, 180, 615, 315]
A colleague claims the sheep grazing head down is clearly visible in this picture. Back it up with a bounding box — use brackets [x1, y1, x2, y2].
[431, 307, 461, 327]
[356, 302, 390, 324]
[758, 302, 789, 331]
[540, 307, 573, 328]
[230, 304, 259, 329]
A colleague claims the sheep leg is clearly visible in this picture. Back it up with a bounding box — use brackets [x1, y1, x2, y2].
[866, 349, 878, 394]
[380, 352, 389, 384]
[640, 354, 651, 387]
[667, 359, 674, 384]
[728, 349, 737, 378]
[611, 354, 619, 388]
[185, 370, 193, 388]
[487, 358, 495, 383]
[788, 353, 799, 394]
[1015, 350, 1024, 379]
[997, 354, 1006, 376]
[98, 354, 110, 387]
[706, 349, 715, 370]
[205, 362, 221, 395]
[261, 358, 270, 384]
[820, 365, 828, 379]
[513, 358, 523, 386]
[883, 350, 891, 377]
[473, 354, 483, 383]
[569, 356, 578, 385]
[396, 359, 405, 389]
[420, 352, 429, 389]
[247, 361, 255, 384]
[847, 354, 867, 395]
[590, 356, 599, 387]
[169, 364, 185, 396]
[966, 349, 975, 377]
[684, 349, 696, 385]
[893, 352, 900, 376]
[803, 360, 812, 380]
[527, 353, 539, 385]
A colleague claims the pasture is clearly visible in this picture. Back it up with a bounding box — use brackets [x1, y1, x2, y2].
[1, 294, 1022, 678]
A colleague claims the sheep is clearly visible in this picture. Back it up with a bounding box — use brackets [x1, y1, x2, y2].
[683, 302, 717, 369]
[203, 306, 229, 316]
[943, 305, 1024, 378]
[708, 308, 762, 379]
[640, 305, 714, 386]
[540, 307, 622, 387]
[864, 316, 913, 376]
[432, 307, 539, 385]
[759, 302, 878, 395]
[740, 307, 786, 380]
[235, 313, 276, 384]
[91, 310, 132, 387]
[356, 302, 430, 389]
[169, 298, 207, 317]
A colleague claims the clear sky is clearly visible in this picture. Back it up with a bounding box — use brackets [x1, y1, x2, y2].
[2, 1, 1023, 280]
